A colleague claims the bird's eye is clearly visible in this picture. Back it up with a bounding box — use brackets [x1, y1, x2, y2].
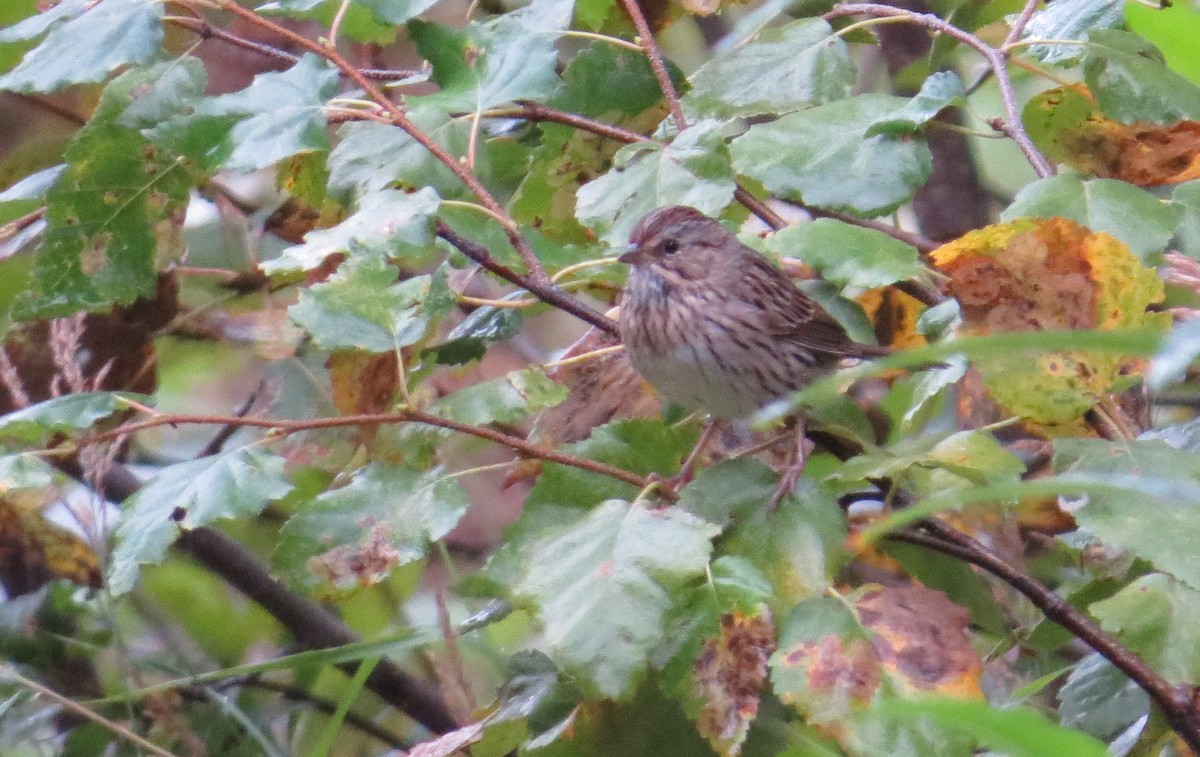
[661, 238, 681, 255]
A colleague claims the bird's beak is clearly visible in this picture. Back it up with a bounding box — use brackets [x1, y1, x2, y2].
[618, 243, 642, 265]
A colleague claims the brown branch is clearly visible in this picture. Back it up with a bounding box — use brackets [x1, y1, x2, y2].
[890, 520, 1200, 753]
[56, 460, 459, 734]
[435, 220, 620, 337]
[164, 15, 420, 81]
[492, 104, 934, 254]
[86, 409, 656, 491]
[11, 93, 87, 125]
[825, 3, 1054, 179]
[212, 0, 552, 286]
[0, 207, 47, 243]
[618, 0, 686, 131]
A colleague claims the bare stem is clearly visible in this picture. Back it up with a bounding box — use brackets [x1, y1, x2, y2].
[86, 408, 659, 493]
[618, 0, 687, 131]
[825, 3, 1055, 178]
[890, 520, 1200, 754]
[213, 0, 553, 285]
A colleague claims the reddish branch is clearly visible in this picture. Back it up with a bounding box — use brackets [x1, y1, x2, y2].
[0, 207, 47, 244]
[489, 104, 939, 260]
[824, 3, 1055, 178]
[618, 0, 687, 131]
[435, 220, 621, 336]
[891, 521, 1200, 753]
[210, 0, 553, 287]
[86, 409, 657, 491]
[165, 15, 420, 81]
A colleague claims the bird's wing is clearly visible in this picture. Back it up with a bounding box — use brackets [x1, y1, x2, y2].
[745, 256, 890, 358]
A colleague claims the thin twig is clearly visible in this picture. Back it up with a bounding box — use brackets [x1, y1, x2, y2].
[164, 15, 421, 81]
[436, 220, 620, 337]
[183, 678, 408, 749]
[890, 520, 1200, 754]
[0, 207, 47, 243]
[12, 93, 87, 125]
[488, 104, 936, 254]
[1003, 0, 1043, 48]
[211, 0, 552, 285]
[196, 384, 265, 458]
[618, 0, 687, 130]
[1, 665, 180, 757]
[825, 4, 1054, 178]
[85, 408, 659, 493]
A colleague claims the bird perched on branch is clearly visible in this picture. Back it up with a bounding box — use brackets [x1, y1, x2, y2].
[618, 205, 890, 502]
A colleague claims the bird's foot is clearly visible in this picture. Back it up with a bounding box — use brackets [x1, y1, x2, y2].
[769, 421, 813, 510]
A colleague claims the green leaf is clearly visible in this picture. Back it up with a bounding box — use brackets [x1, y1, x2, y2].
[117, 58, 209, 130]
[1083, 29, 1200, 123]
[731, 95, 932, 217]
[865, 71, 964, 136]
[682, 18, 854, 120]
[678, 458, 778, 525]
[1090, 573, 1200, 684]
[526, 419, 696, 509]
[288, 257, 436, 353]
[1173, 180, 1200, 259]
[766, 219, 923, 289]
[194, 54, 339, 171]
[552, 43, 677, 118]
[356, 0, 440, 24]
[868, 697, 1109, 757]
[0, 392, 147, 443]
[0, 0, 88, 43]
[1126, 1, 1200, 86]
[770, 596, 866, 710]
[0, 0, 162, 93]
[723, 479, 848, 606]
[431, 298, 523, 364]
[407, 0, 573, 112]
[576, 119, 736, 245]
[1055, 438, 1200, 590]
[1020, 0, 1123, 65]
[327, 110, 471, 200]
[1057, 653, 1148, 741]
[261, 188, 440, 274]
[514, 499, 719, 698]
[275, 464, 470, 589]
[510, 124, 622, 243]
[108, 447, 294, 595]
[16, 66, 195, 318]
[1002, 174, 1182, 260]
[433, 367, 567, 425]
[262, 0, 399, 43]
[0, 454, 53, 490]
[834, 430, 1023, 497]
[1149, 318, 1200, 390]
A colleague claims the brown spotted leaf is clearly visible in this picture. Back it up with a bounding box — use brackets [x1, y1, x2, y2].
[0, 489, 100, 595]
[771, 597, 882, 736]
[931, 217, 1168, 430]
[857, 286, 928, 351]
[1025, 84, 1200, 187]
[694, 610, 776, 757]
[854, 585, 983, 699]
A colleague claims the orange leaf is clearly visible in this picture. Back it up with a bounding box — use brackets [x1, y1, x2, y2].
[1025, 84, 1200, 187]
[694, 610, 776, 757]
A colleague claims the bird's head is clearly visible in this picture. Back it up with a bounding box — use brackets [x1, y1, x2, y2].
[618, 206, 738, 280]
